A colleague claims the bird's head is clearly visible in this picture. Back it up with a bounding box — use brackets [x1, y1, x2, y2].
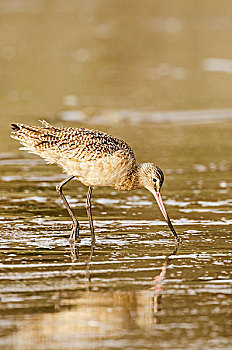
[138, 163, 164, 193]
[138, 163, 180, 243]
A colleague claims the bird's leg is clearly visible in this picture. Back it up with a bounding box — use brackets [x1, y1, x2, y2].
[56, 175, 80, 241]
[86, 186, 95, 244]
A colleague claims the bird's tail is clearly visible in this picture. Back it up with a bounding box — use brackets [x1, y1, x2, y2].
[10, 120, 57, 155]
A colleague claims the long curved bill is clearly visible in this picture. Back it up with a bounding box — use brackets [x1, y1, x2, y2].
[152, 191, 180, 243]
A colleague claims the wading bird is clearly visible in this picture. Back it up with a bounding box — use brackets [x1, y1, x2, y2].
[11, 120, 180, 244]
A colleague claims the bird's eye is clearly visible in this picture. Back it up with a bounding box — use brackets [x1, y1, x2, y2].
[153, 178, 157, 183]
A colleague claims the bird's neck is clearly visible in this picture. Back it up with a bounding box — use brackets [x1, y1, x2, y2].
[113, 164, 143, 191]
[132, 163, 146, 190]
[125, 164, 146, 191]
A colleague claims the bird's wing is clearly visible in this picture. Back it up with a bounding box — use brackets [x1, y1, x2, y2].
[11, 121, 136, 163]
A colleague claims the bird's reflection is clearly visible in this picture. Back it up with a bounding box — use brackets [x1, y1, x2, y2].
[69, 240, 95, 291]
[150, 245, 179, 319]
[70, 242, 79, 262]
[85, 243, 95, 291]
[69, 240, 179, 326]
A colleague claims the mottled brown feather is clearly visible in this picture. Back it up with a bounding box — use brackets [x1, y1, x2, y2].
[11, 120, 135, 161]
[11, 120, 138, 190]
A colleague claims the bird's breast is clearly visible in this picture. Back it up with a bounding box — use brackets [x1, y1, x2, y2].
[57, 155, 135, 190]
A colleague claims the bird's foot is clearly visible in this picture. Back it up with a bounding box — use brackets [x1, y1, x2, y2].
[175, 236, 182, 245]
[69, 231, 81, 243]
[91, 235, 96, 245]
[70, 223, 80, 242]
[90, 227, 96, 245]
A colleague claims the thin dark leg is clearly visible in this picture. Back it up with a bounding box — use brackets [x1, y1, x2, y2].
[56, 175, 79, 241]
[86, 186, 95, 243]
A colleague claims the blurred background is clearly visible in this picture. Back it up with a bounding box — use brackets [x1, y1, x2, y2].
[1, 0, 232, 126]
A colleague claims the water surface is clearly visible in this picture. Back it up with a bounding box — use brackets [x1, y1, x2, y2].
[0, 121, 231, 349]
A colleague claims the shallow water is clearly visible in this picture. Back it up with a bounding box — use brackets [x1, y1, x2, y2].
[0, 122, 232, 349]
